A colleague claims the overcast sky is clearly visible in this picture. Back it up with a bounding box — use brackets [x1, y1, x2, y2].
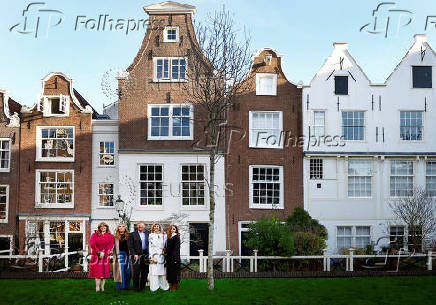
[1, 0, 435, 112]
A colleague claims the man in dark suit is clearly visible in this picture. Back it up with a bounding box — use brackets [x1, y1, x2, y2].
[128, 222, 149, 291]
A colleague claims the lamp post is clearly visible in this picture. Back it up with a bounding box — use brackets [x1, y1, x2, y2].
[115, 195, 131, 229]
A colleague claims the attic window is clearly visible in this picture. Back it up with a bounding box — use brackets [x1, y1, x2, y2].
[412, 66, 432, 88]
[256, 73, 277, 96]
[164, 26, 179, 42]
[334, 76, 348, 95]
[265, 55, 272, 65]
[39, 95, 69, 116]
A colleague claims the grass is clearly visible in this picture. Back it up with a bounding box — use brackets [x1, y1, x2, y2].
[0, 276, 434, 305]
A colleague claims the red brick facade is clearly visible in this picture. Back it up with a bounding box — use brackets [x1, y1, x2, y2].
[0, 91, 20, 253]
[17, 73, 93, 253]
[226, 49, 303, 254]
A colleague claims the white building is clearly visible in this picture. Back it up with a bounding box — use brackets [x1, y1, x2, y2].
[303, 34, 436, 254]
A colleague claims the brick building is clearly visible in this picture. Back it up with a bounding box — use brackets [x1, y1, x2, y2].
[114, 1, 227, 256]
[226, 48, 303, 255]
[0, 89, 21, 255]
[17, 72, 96, 260]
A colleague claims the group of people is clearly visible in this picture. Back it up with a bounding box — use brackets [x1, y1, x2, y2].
[88, 222, 181, 292]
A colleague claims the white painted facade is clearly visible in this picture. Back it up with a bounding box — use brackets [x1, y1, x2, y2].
[303, 34, 436, 254]
[117, 152, 226, 256]
[90, 119, 119, 232]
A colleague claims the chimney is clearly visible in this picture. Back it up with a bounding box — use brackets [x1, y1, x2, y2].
[333, 42, 348, 51]
[414, 34, 427, 44]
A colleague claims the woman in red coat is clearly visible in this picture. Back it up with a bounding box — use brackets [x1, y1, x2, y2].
[89, 222, 114, 292]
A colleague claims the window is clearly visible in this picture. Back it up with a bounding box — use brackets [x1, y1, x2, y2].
[38, 127, 74, 161]
[49, 221, 65, 254]
[37, 170, 74, 207]
[256, 73, 277, 95]
[313, 111, 325, 137]
[182, 165, 205, 206]
[400, 111, 423, 141]
[390, 226, 405, 250]
[342, 111, 365, 141]
[139, 165, 163, 206]
[0, 139, 10, 171]
[310, 159, 323, 179]
[249, 111, 282, 148]
[154, 57, 186, 81]
[426, 161, 436, 197]
[148, 104, 193, 140]
[348, 160, 372, 197]
[39, 95, 69, 116]
[99, 142, 115, 166]
[163, 26, 179, 42]
[335, 76, 348, 95]
[250, 165, 283, 209]
[0, 186, 9, 223]
[408, 225, 423, 252]
[26, 221, 45, 254]
[355, 226, 371, 249]
[0, 235, 12, 255]
[390, 160, 413, 197]
[412, 66, 432, 88]
[337, 226, 371, 251]
[98, 183, 114, 207]
[337, 226, 352, 250]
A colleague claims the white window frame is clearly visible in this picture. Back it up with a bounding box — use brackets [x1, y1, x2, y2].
[39, 95, 70, 117]
[399, 111, 424, 141]
[163, 26, 179, 42]
[256, 73, 277, 96]
[342, 111, 366, 141]
[36, 126, 75, 162]
[238, 221, 253, 256]
[390, 160, 414, 198]
[249, 165, 284, 209]
[336, 226, 371, 252]
[0, 234, 13, 255]
[312, 110, 325, 137]
[147, 104, 194, 140]
[249, 111, 283, 149]
[98, 183, 114, 208]
[35, 170, 74, 209]
[0, 185, 9, 223]
[153, 57, 187, 82]
[347, 159, 372, 198]
[426, 160, 436, 197]
[0, 138, 11, 172]
[138, 164, 164, 209]
[99, 141, 115, 167]
[180, 164, 207, 209]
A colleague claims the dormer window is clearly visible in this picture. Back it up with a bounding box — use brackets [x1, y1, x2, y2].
[39, 95, 69, 116]
[256, 73, 277, 96]
[334, 76, 348, 95]
[412, 66, 432, 88]
[163, 26, 179, 42]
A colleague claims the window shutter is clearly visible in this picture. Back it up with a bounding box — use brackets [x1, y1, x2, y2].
[38, 97, 47, 112]
[60, 95, 68, 112]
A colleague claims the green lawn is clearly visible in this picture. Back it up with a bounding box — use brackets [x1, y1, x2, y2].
[0, 276, 434, 305]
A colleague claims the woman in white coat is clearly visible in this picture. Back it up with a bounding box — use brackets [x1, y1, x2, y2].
[148, 224, 169, 292]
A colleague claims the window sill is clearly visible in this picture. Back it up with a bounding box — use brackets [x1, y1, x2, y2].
[152, 79, 188, 83]
[249, 204, 284, 210]
[249, 145, 283, 150]
[0, 220, 8, 224]
[136, 205, 165, 211]
[148, 137, 193, 141]
[35, 204, 74, 209]
[180, 205, 208, 211]
[36, 157, 75, 162]
[96, 206, 115, 209]
[97, 165, 116, 168]
[0, 168, 11, 173]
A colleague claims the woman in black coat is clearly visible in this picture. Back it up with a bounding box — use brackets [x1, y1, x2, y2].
[165, 225, 181, 290]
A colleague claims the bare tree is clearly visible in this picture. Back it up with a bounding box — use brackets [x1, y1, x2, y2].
[184, 7, 252, 289]
[389, 187, 436, 252]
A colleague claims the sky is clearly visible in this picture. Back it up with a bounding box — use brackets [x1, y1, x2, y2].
[1, 0, 436, 113]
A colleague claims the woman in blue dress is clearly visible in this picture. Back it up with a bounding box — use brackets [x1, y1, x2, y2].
[113, 223, 131, 290]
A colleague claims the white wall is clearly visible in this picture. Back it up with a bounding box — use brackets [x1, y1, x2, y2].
[91, 120, 119, 233]
[118, 153, 226, 256]
[303, 35, 436, 253]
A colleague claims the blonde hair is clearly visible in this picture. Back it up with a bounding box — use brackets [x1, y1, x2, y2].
[115, 223, 129, 241]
